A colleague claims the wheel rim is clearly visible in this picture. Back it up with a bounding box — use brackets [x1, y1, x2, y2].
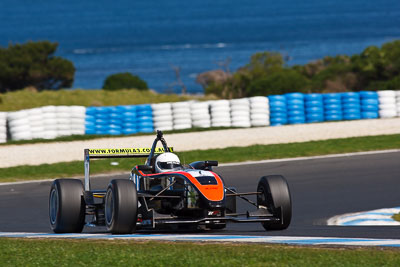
[105, 189, 114, 226]
[258, 186, 274, 212]
[49, 187, 59, 225]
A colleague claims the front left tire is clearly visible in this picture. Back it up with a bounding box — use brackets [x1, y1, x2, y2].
[257, 175, 292, 231]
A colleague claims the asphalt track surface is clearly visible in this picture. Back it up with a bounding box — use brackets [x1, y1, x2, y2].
[1, 151, 400, 239]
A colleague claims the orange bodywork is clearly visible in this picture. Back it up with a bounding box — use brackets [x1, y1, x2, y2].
[177, 171, 224, 202]
[138, 169, 225, 202]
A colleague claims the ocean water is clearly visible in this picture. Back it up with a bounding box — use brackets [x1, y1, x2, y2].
[0, 0, 399, 93]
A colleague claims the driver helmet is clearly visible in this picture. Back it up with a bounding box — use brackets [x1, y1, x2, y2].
[155, 152, 183, 173]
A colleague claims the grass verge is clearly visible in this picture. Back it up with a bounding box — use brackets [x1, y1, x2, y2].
[0, 88, 216, 111]
[1, 134, 400, 183]
[0, 126, 234, 146]
[1, 238, 400, 266]
[392, 213, 400, 222]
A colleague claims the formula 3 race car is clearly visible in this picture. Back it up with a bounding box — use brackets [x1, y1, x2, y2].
[49, 131, 292, 234]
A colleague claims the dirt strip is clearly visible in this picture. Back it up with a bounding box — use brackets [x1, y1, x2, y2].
[1, 118, 400, 168]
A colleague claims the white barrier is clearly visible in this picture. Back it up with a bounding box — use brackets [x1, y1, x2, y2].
[378, 90, 398, 118]
[249, 96, 270, 127]
[0, 112, 7, 143]
[7, 105, 86, 141]
[172, 101, 192, 130]
[41, 106, 58, 139]
[152, 103, 173, 131]
[8, 110, 31, 141]
[210, 100, 231, 127]
[70, 106, 86, 135]
[191, 102, 211, 128]
[230, 98, 251, 128]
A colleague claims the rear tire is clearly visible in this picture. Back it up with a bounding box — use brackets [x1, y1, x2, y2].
[49, 179, 85, 233]
[257, 175, 292, 230]
[105, 179, 138, 234]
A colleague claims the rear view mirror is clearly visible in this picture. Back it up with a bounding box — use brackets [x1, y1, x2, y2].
[137, 165, 153, 172]
[205, 161, 218, 167]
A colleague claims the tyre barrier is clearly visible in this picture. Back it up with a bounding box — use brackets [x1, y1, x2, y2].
[269, 95, 287, 126]
[230, 98, 251, 128]
[172, 101, 192, 130]
[152, 103, 173, 131]
[210, 100, 231, 127]
[7, 106, 86, 141]
[42, 106, 58, 139]
[397, 91, 400, 116]
[378, 90, 398, 118]
[341, 92, 361, 120]
[0, 112, 6, 143]
[3, 90, 400, 142]
[304, 93, 324, 123]
[323, 93, 343, 121]
[360, 91, 379, 119]
[191, 102, 211, 128]
[136, 104, 154, 133]
[249, 96, 270, 127]
[286, 93, 305, 124]
[85, 105, 154, 135]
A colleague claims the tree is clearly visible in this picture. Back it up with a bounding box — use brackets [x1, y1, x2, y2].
[244, 51, 284, 78]
[0, 41, 75, 92]
[102, 72, 148, 91]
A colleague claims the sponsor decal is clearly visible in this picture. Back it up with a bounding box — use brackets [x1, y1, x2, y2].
[208, 210, 221, 216]
[185, 169, 213, 178]
[88, 147, 173, 155]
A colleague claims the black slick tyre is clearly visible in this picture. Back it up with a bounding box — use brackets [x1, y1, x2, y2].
[49, 179, 85, 233]
[105, 179, 138, 234]
[257, 175, 292, 230]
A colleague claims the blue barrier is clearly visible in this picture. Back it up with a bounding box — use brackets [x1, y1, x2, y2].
[122, 128, 138, 135]
[361, 111, 379, 119]
[305, 94, 323, 102]
[286, 93, 305, 125]
[270, 116, 288, 126]
[323, 94, 342, 121]
[288, 116, 306, 124]
[359, 91, 379, 120]
[325, 114, 343, 121]
[285, 92, 304, 100]
[305, 93, 324, 123]
[359, 91, 378, 99]
[85, 104, 154, 135]
[269, 95, 288, 126]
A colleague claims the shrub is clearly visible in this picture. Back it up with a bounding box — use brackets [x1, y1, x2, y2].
[199, 40, 400, 96]
[103, 72, 148, 91]
[367, 76, 400, 90]
[247, 70, 309, 96]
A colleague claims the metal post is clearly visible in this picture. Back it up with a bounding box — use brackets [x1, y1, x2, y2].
[84, 149, 90, 191]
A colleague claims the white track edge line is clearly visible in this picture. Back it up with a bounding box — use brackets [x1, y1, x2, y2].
[2, 232, 400, 247]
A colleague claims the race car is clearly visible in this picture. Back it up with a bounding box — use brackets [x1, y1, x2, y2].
[49, 131, 292, 234]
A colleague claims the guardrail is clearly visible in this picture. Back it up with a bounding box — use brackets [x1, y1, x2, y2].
[2, 90, 400, 142]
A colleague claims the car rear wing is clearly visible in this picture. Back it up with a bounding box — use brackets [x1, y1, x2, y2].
[84, 146, 173, 191]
